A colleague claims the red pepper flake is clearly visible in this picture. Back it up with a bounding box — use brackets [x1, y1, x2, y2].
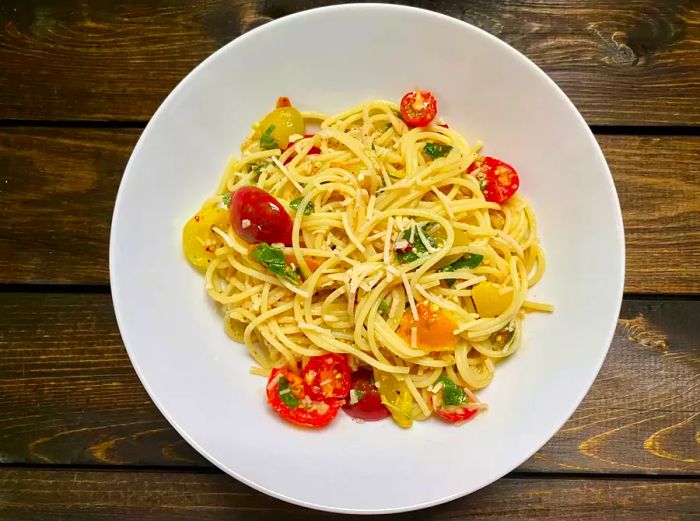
[194, 215, 200, 222]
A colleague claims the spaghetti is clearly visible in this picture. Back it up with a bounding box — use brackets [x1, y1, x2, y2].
[182, 91, 552, 429]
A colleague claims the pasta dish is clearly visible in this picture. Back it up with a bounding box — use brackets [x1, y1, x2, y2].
[182, 90, 552, 428]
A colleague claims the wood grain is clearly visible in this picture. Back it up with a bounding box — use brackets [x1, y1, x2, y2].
[0, 0, 698, 124]
[0, 128, 135, 285]
[597, 134, 700, 294]
[1, 129, 698, 292]
[1, 468, 698, 520]
[0, 292, 697, 474]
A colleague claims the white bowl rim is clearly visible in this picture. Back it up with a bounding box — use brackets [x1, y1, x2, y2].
[110, 3, 625, 514]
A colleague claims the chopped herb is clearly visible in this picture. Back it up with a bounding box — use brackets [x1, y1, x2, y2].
[394, 224, 438, 264]
[438, 375, 468, 407]
[378, 298, 389, 315]
[349, 389, 365, 405]
[259, 124, 277, 150]
[438, 254, 484, 287]
[380, 123, 392, 132]
[222, 193, 231, 206]
[251, 162, 267, 174]
[251, 243, 299, 283]
[423, 142, 453, 159]
[278, 376, 299, 408]
[290, 197, 314, 215]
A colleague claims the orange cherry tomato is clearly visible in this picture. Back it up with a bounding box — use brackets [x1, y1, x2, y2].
[396, 301, 457, 351]
[284, 253, 323, 273]
[467, 156, 520, 204]
[400, 90, 437, 127]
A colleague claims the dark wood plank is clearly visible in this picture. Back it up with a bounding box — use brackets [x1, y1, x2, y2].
[1, 469, 698, 521]
[0, 128, 135, 285]
[0, 0, 698, 125]
[1, 129, 698, 292]
[597, 135, 700, 295]
[1, 292, 698, 475]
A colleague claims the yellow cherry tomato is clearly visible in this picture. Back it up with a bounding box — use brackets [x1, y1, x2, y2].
[259, 107, 305, 149]
[374, 371, 414, 428]
[472, 281, 511, 317]
[182, 207, 229, 269]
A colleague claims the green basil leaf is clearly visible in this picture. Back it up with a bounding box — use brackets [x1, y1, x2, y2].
[251, 243, 299, 284]
[259, 124, 277, 150]
[378, 298, 389, 315]
[394, 225, 438, 264]
[438, 254, 484, 287]
[278, 376, 299, 408]
[222, 193, 231, 207]
[289, 197, 314, 215]
[438, 375, 468, 407]
[423, 142, 453, 159]
[251, 162, 267, 174]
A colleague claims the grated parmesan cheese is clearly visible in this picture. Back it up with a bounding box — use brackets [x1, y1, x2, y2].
[241, 219, 251, 229]
[383, 217, 394, 265]
[402, 271, 418, 321]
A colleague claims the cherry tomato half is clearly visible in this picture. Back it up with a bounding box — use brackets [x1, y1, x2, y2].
[266, 368, 341, 428]
[342, 368, 391, 421]
[229, 186, 294, 246]
[467, 156, 520, 204]
[302, 354, 351, 401]
[430, 388, 479, 424]
[396, 301, 457, 352]
[400, 90, 437, 127]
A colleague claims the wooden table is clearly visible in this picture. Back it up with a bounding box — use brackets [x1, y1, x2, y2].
[1, 1, 698, 519]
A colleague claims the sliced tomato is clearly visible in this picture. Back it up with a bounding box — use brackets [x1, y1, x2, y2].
[396, 301, 457, 352]
[284, 253, 323, 273]
[400, 90, 437, 127]
[283, 134, 321, 165]
[432, 395, 479, 423]
[302, 354, 351, 401]
[430, 377, 480, 424]
[467, 156, 520, 204]
[229, 186, 293, 246]
[342, 368, 391, 421]
[266, 368, 341, 428]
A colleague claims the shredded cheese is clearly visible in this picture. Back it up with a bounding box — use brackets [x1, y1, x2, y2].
[271, 156, 303, 193]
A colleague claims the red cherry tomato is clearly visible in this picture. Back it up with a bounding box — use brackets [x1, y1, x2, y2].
[430, 392, 479, 424]
[266, 368, 341, 428]
[467, 156, 520, 204]
[229, 186, 293, 246]
[400, 90, 437, 127]
[302, 354, 351, 401]
[342, 368, 390, 421]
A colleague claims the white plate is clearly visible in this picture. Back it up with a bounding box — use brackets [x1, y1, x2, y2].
[110, 4, 624, 514]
